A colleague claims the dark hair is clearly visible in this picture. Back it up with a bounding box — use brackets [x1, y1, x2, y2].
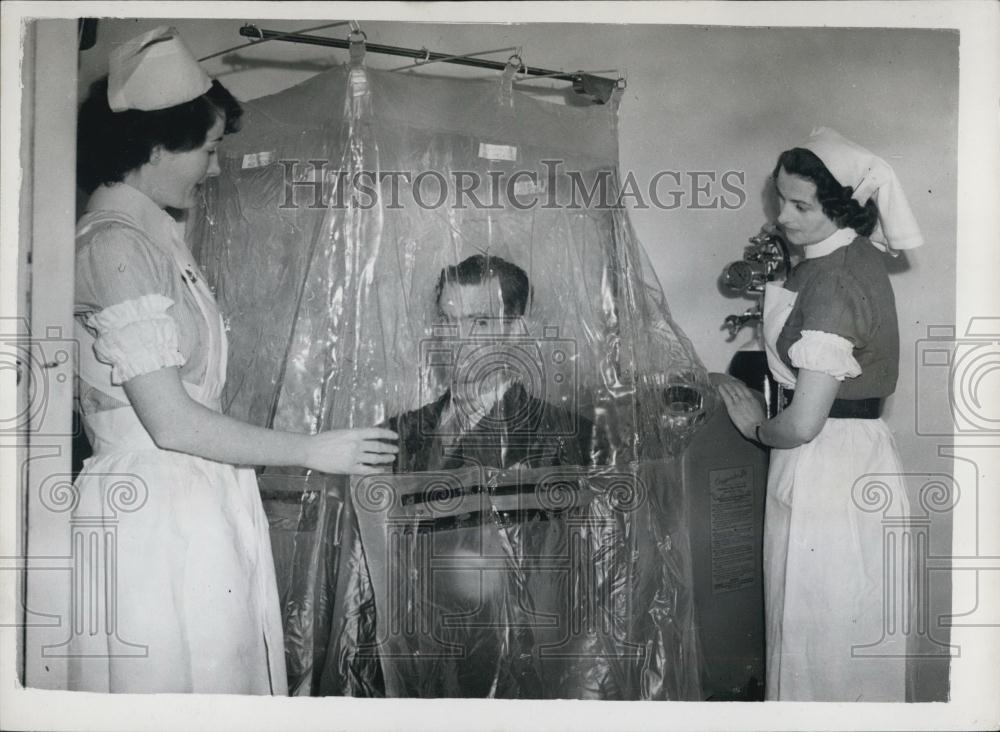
[773, 147, 878, 237]
[76, 76, 243, 193]
[435, 255, 532, 317]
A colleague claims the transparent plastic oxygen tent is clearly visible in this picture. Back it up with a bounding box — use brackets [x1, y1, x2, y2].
[192, 48, 715, 699]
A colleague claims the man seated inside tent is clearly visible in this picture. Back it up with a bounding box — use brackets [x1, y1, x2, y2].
[344, 254, 611, 698]
[385, 254, 599, 473]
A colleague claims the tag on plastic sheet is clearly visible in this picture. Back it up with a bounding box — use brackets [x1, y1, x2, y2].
[348, 67, 369, 99]
[241, 151, 276, 169]
[478, 142, 518, 162]
[512, 174, 547, 198]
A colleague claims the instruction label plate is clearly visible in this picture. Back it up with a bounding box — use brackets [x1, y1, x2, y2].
[708, 466, 757, 594]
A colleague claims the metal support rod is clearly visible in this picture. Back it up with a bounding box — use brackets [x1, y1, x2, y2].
[237, 24, 623, 103]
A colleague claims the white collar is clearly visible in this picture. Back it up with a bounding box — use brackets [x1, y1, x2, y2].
[85, 182, 186, 247]
[803, 227, 856, 259]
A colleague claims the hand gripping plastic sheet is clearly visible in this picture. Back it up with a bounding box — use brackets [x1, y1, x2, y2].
[191, 57, 715, 699]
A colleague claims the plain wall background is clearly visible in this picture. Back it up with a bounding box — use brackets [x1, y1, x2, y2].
[75, 17, 958, 700]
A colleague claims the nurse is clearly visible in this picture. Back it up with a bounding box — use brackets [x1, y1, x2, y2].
[71, 27, 397, 693]
[719, 128, 923, 701]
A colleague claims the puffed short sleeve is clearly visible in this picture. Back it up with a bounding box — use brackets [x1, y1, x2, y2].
[788, 330, 862, 381]
[788, 272, 871, 380]
[76, 224, 186, 383]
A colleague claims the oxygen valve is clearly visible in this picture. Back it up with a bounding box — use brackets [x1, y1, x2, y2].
[723, 307, 762, 342]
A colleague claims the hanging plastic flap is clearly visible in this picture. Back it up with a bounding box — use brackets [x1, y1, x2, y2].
[194, 63, 713, 699]
[351, 463, 699, 699]
[191, 69, 350, 429]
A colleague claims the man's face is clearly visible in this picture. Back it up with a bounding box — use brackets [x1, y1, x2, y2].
[436, 279, 516, 394]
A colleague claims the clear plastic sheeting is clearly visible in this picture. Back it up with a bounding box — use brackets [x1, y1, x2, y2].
[349, 463, 698, 699]
[192, 59, 714, 699]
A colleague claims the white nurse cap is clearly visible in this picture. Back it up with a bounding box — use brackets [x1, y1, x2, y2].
[801, 127, 924, 253]
[107, 26, 212, 112]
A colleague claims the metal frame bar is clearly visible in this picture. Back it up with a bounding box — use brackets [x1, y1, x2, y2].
[237, 24, 623, 103]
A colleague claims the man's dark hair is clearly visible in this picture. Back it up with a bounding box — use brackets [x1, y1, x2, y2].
[435, 254, 532, 317]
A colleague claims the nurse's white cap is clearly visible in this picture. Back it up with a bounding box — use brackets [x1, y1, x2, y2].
[800, 127, 924, 253]
[107, 26, 211, 112]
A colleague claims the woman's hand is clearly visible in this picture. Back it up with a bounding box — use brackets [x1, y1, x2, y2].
[303, 428, 399, 475]
[717, 369, 841, 448]
[717, 379, 766, 442]
[125, 367, 401, 471]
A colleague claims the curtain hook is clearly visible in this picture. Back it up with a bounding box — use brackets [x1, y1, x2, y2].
[608, 75, 627, 112]
[500, 54, 520, 106]
[348, 27, 367, 66]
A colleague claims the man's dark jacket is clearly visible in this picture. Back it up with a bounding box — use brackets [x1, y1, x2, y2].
[385, 381, 596, 472]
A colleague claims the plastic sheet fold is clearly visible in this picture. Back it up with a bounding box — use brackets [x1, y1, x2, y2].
[193, 60, 714, 699]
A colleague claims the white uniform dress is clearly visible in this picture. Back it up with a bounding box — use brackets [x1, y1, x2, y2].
[69, 183, 287, 694]
[761, 227, 910, 702]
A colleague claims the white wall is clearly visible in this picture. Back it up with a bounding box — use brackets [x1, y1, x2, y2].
[76, 17, 958, 700]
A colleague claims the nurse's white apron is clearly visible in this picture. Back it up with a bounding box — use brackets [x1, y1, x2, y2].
[68, 214, 287, 694]
[761, 282, 909, 702]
